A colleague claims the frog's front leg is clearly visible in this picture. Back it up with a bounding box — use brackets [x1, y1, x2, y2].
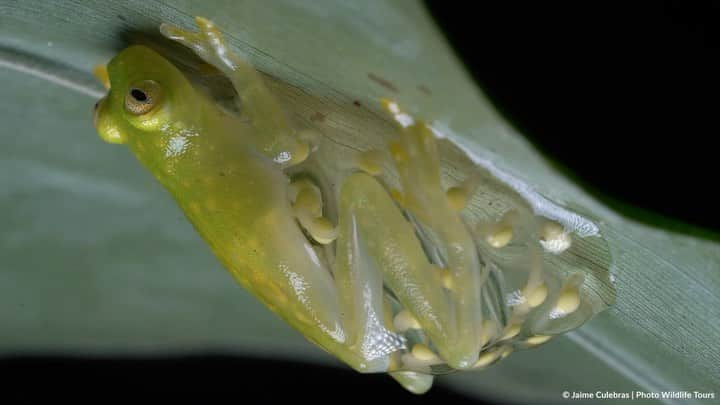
[161, 17, 309, 166]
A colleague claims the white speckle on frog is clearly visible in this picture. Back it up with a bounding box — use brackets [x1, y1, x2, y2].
[163, 125, 200, 158]
[395, 113, 415, 128]
[540, 233, 573, 254]
[274, 151, 292, 164]
[548, 307, 568, 319]
[165, 135, 189, 157]
[506, 289, 526, 307]
[283, 265, 309, 305]
[360, 285, 406, 361]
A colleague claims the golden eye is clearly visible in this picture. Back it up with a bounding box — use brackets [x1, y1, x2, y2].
[124, 80, 162, 115]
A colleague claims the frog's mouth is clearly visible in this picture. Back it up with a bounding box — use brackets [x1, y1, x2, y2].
[92, 63, 125, 144]
[92, 97, 102, 128]
[93, 96, 126, 145]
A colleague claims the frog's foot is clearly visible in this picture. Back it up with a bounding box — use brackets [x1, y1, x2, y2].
[160, 17, 238, 75]
[289, 177, 338, 244]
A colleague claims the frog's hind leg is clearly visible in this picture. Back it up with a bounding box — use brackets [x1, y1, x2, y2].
[336, 172, 456, 370]
[160, 17, 309, 166]
[382, 100, 486, 370]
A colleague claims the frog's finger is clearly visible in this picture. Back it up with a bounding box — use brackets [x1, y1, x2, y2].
[193, 17, 240, 71]
[159, 22, 213, 62]
[176, 16, 260, 87]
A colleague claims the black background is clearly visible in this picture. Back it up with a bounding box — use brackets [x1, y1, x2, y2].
[3, 1, 719, 402]
[426, 0, 720, 235]
[0, 356, 478, 403]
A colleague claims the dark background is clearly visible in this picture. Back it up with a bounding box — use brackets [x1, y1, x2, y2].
[3, 1, 719, 403]
[0, 356, 477, 402]
[426, 0, 720, 236]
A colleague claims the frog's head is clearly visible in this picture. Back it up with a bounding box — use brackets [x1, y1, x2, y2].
[94, 45, 203, 170]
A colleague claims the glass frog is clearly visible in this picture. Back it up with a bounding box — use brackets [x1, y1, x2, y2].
[93, 17, 616, 394]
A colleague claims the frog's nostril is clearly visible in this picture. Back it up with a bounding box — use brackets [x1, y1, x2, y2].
[93, 98, 105, 128]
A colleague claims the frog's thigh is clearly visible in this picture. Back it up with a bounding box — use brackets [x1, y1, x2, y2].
[335, 172, 455, 368]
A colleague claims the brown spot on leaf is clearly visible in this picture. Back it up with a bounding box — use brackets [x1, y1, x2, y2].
[353, 100, 362, 107]
[310, 111, 326, 122]
[419, 85, 432, 95]
[368, 73, 398, 92]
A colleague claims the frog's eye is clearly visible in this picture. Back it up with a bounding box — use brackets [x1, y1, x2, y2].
[124, 80, 162, 115]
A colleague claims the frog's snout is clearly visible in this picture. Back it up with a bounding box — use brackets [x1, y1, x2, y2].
[93, 97, 127, 145]
[92, 97, 103, 128]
